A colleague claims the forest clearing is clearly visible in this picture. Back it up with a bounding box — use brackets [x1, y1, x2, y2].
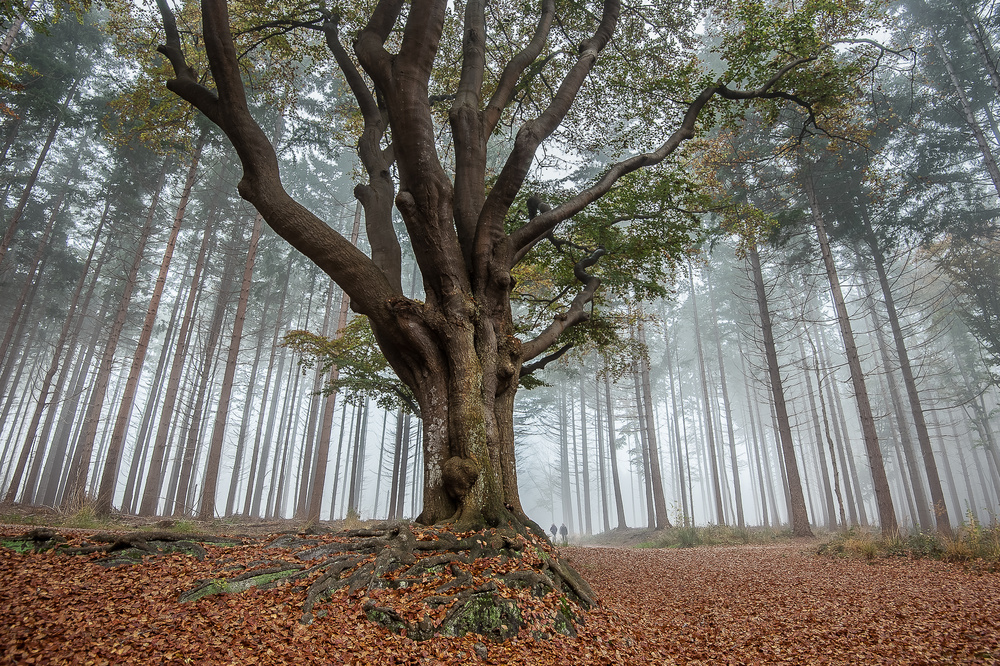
[1, 519, 999, 665]
[6, 0, 1000, 662]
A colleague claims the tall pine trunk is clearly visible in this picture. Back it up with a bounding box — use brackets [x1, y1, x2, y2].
[199, 208, 264, 519]
[747, 241, 813, 536]
[63, 160, 169, 506]
[861, 216, 952, 535]
[97, 136, 205, 516]
[803, 170, 897, 535]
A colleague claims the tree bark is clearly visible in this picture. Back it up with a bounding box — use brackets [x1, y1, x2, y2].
[637, 317, 671, 528]
[603, 373, 628, 529]
[4, 170, 99, 504]
[150, 0, 822, 531]
[707, 276, 744, 528]
[688, 265, 726, 524]
[932, 39, 1000, 197]
[0, 78, 77, 270]
[138, 179, 222, 516]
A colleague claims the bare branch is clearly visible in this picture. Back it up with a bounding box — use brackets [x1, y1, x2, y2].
[155, 0, 401, 329]
[519, 343, 573, 377]
[322, 12, 403, 291]
[475, 0, 621, 270]
[509, 56, 818, 264]
[154, 0, 221, 123]
[483, 0, 556, 136]
[519, 244, 606, 363]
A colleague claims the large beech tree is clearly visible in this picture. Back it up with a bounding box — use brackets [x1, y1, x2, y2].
[139, 0, 873, 529]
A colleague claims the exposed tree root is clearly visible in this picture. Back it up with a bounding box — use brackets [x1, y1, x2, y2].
[11, 523, 596, 642]
[189, 522, 597, 641]
[29, 529, 242, 567]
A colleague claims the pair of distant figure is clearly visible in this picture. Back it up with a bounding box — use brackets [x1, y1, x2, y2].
[549, 523, 568, 546]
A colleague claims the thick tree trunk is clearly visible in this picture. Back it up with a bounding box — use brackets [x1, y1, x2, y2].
[803, 171, 897, 535]
[747, 241, 813, 536]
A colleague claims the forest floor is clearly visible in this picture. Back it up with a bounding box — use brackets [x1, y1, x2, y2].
[0, 515, 998, 664]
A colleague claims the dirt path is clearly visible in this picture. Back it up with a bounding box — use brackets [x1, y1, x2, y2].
[566, 541, 1000, 664]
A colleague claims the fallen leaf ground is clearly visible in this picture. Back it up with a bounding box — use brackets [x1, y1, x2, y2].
[0, 528, 997, 664]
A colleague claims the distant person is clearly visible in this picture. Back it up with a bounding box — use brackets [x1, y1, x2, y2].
[559, 523, 568, 546]
[549, 523, 558, 541]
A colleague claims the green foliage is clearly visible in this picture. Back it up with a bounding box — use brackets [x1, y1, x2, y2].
[283, 317, 418, 413]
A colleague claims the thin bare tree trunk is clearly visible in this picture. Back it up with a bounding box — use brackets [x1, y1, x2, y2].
[631, 357, 656, 529]
[5, 181, 101, 504]
[38, 242, 114, 507]
[0, 0, 35, 59]
[120, 273, 185, 514]
[173, 242, 239, 515]
[804, 171, 897, 535]
[244, 260, 294, 518]
[637, 317, 670, 528]
[688, 265, 726, 524]
[933, 39, 1000, 197]
[199, 208, 265, 519]
[863, 276, 933, 530]
[747, 241, 813, 536]
[391, 411, 412, 520]
[575, 377, 592, 534]
[707, 277, 744, 528]
[226, 289, 274, 516]
[861, 219, 952, 535]
[97, 137, 206, 516]
[63, 160, 169, 506]
[603, 373, 628, 528]
[593, 373, 611, 532]
[138, 183, 222, 516]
